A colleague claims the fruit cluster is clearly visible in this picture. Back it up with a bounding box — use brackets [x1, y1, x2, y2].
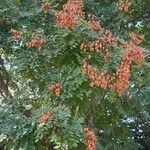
[87, 13, 101, 31]
[130, 32, 144, 45]
[10, 29, 22, 42]
[111, 44, 144, 95]
[84, 128, 96, 150]
[42, 2, 51, 13]
[119, 0, 131, 12]
[83, 41, 144, 96]
[55, 0, 84, 29]
[89, 21, 101, 31]
[48, 83, 61, 97]
[26, 37, 46, 50]
[83, 59, 110, 90]
[80, 30, 116, 53]
[37, 111, 53, 125]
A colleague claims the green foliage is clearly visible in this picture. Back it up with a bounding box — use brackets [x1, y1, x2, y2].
[0, 0, 150, 149]
[0, 99, 84, 150]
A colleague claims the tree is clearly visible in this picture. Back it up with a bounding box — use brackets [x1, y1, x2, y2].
[0, 0, 149, 149]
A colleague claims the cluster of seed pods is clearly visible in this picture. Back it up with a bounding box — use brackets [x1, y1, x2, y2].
[110, 40, 144, 96]
[83, 59, 111, 90]
[55, 0, 102, 32]
[42, 2, 51, 13]
[129, 32, 144, 45]
[89, 21, 102, 31]
[80, 30, 116, 53]
[55, 0, 84, 29]
[26, 33, 46, 50]
[37, 111, 53, 125]
[80, 30, 116, 62]
[84, 128, 96, 150]
[119, 0, 131, 12]
[82, 32, 144, 96]
[48, 83, 61, 97]
[10, 29, 22, 42]
[26, 38, 46, 50]
[87, 13, 101, 31]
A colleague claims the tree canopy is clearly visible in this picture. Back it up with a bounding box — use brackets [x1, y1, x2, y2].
[0, 0, 150, 150]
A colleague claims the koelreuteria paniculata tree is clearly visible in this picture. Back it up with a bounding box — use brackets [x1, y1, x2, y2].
[0, 0, 150, 149]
